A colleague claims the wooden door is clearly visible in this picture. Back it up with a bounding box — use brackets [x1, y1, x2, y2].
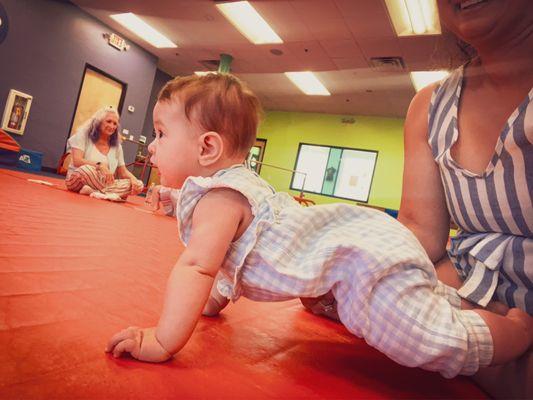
[59, 66, 126, 174]
[69, 66, 126, 137]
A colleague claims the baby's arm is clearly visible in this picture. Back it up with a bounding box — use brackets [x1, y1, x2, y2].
[106, 188, 248, 361]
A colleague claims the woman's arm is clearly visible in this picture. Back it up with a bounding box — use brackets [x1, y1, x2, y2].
[71, 148, 114, 185]
[115, 165, 136, 180]
[70, 148, 100, 168]
[397, 84, 451, 263]
[115, 166, 143, 194]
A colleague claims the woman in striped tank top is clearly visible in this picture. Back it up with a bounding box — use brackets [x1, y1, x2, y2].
[399, 0, 532, 396]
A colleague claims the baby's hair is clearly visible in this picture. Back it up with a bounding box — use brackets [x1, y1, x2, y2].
[158, 73, 263, 157]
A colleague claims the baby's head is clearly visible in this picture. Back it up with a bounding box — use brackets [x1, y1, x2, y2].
[149, 73, 262, 188]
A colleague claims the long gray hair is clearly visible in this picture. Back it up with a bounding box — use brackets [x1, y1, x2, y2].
[77, 106, 121, 146]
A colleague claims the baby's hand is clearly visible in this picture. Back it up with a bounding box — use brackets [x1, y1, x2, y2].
[149, 185, 162, 211]
[105, 326, 172, 363]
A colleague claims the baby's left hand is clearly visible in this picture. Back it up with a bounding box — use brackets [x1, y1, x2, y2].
[105, 326, 172, 363]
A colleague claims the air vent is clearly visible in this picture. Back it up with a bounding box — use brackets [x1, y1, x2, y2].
[370, 57, 405, 72]
[199, 59, 219, 70]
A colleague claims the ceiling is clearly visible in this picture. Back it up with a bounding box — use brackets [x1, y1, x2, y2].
[70, 0, 456, 118]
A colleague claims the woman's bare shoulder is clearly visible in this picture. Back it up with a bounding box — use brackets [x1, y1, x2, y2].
[404, 83, 440, 140]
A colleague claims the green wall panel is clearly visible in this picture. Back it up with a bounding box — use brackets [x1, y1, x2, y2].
[257, 111, 405, 209]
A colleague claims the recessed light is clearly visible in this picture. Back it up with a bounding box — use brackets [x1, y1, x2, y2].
[285, 72, 330, 96]
[110, 13, 177, 48]
[216, 1, 283, 44]
[384, 0, 441, 36]
[194, 71, 218, 76]
[410, 70, 449, 91]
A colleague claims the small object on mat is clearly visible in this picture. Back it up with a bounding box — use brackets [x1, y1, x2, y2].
[27, 179, 55, 186]
[134, 207, 154, 214]
[89, 192, 125, 202]
[145, 182, 155, 206]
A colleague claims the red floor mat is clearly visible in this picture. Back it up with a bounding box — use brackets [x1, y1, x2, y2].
[0, 169, 486, 399]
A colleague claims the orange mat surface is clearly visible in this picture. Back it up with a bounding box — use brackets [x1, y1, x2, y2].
[0, 169, 487, 399]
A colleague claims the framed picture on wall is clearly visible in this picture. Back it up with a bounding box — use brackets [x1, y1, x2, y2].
[1, 89, 33, 135]
[248, 138, 267, 174]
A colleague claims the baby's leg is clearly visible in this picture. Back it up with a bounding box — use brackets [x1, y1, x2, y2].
[335, 268, 495, 378]
[202, 274, 229, 317]
[474, 307, 532, 365]
[300, 291, 340, 322]
[435, 259, 531, 395]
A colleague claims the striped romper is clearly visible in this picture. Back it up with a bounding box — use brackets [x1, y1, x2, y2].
[429, 67, 532, 314]
[175, 165, 493, 378]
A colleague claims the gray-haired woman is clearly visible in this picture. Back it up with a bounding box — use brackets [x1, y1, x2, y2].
[65, 107, 143, 200]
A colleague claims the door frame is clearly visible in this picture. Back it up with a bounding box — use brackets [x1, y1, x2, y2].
[64, 64, 127, 152]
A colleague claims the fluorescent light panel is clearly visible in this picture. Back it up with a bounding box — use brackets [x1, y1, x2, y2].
[216, 1, 282, 44]
[410, 70, 449, 92]
[285, 72, 330, 96]
[384, 0, 441, 36]
[110, 12, 177, 48]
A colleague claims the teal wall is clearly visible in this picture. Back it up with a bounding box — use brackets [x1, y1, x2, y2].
[257, 111, 405, 210]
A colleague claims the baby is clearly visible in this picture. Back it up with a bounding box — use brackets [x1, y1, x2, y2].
[106, 73, 531, 378]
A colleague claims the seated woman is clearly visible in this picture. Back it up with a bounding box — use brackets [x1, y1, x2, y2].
[65, 107, 143, 199]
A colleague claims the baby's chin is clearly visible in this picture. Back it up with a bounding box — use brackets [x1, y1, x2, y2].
[160, 176, 185, 189]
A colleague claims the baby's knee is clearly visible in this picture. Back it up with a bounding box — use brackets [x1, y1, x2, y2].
[506, 308, 533, 342]
[202, 296, 228, 317]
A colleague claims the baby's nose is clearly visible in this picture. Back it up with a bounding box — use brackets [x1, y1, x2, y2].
[147, 140, 155, 155]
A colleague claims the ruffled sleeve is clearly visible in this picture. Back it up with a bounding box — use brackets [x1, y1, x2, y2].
[158, 186, 181, 217]
[177, 171, 275, 301]
[449, 232, 513, 307]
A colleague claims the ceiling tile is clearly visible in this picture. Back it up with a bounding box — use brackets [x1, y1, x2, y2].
[71, 0, 451, 118]
[285, 41, 338, 71]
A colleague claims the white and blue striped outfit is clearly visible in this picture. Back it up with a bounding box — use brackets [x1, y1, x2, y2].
[428, 66, 532, 314]
[175, 165, 492, 378]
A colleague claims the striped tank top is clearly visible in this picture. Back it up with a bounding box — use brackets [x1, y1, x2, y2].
[428, 66, 533, 314]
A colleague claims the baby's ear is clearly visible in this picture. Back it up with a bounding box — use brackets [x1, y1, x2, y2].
[198, 131, 224, 166]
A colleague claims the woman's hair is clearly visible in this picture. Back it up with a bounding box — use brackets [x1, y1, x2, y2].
[158, 73, 263, 157]
[77, 106, 121, 146]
